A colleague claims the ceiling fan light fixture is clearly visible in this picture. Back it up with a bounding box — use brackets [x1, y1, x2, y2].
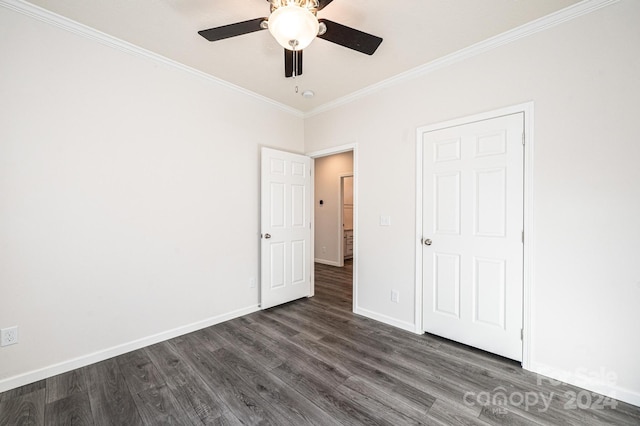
[268, 5, 319, 51]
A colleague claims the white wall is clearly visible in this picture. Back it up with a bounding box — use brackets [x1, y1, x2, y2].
[304, 0, 640, 405]
[0, 6, 303, 390]
[314, 151, 353, 265]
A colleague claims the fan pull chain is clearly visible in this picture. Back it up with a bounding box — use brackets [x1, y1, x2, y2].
[293, 50, 299, 78]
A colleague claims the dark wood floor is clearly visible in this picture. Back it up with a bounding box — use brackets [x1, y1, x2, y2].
[2, 260, 639, 425]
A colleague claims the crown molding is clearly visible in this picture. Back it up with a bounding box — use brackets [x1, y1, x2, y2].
[0, 0, 619, 120]
[0, 0, 304, 118]
[305, 0, 620, 118]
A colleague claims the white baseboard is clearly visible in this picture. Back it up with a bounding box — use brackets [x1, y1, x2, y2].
[0, 304, 260, 394]
[354, 306, 418, 334]
[314, 258, 342, 267]
[528, 362, 640, 408]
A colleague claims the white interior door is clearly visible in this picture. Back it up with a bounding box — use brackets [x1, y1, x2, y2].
[421, 113, 524, 361]
[261, 148, 312, 309]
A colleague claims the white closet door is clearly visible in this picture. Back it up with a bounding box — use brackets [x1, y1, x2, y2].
[421, 113, 524, 361]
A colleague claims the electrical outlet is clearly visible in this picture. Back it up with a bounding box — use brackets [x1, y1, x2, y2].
[249, 277, 256, 288]
[391, 290, 399, 303]
[321, 246, 327, 254]
[1, 326, 18, 347]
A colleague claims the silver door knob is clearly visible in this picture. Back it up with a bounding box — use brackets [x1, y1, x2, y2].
[424, 238, 432, 246]
[264, 233, 271, 239]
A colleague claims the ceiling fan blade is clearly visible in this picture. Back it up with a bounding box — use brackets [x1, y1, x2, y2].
[317, 0, 335, 11]
[284, 49, 303, 78]
[198, 18, 267, 42]
[317, 19, 382, 55]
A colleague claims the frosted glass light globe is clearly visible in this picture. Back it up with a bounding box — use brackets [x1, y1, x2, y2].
[268, 5, 319, 51]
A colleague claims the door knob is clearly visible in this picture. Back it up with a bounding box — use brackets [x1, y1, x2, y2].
[424, 238, 432, 246]
[264, 233, 271, 239]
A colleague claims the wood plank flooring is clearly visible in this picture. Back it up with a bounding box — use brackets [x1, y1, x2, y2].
[2, 260, 639, 425]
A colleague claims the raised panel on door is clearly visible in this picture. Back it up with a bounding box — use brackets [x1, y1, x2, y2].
[270, 158, 286, 175]
[434, 138, 461, 162]
[270, 242, 286, 289]
[475, 130, 507, 157]
[291, 184, 306, 228]
[474, 168, 507, 237]
[291, 160, 306, 177]
[270, 183, 285, 228]
[422, 112, 524, 361]
[433, 252, 460, 318]
[473, 257, 506, 328]
[434, 172, 461, 235]
[291, 239, 306, 285]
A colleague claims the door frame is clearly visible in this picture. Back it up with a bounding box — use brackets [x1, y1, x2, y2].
[414, 103, 534, 368]
[307, 143, 358, 313]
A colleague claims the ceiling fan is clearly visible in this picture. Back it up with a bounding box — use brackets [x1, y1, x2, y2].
[198, 0, 383, 78]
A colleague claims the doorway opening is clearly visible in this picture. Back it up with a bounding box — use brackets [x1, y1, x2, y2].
[308, 144, 357, 312]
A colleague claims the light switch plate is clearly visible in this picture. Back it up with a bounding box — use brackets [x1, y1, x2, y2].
[380, 215, 391, 226]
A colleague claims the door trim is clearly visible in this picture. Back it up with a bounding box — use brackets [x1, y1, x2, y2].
[307, 143, 358, 314]
[415, 103, 534, 368]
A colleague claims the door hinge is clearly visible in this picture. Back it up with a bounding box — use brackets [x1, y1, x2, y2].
[521, 329, 524, 340]
[521, 230, 524, 243]
[522, 133, 525, 145]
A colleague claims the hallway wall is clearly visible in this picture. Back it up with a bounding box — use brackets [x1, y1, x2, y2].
[314, 151, 353, 266]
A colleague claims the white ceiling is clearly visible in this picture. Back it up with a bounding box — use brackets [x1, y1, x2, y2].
[24, 0, 581, 112]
